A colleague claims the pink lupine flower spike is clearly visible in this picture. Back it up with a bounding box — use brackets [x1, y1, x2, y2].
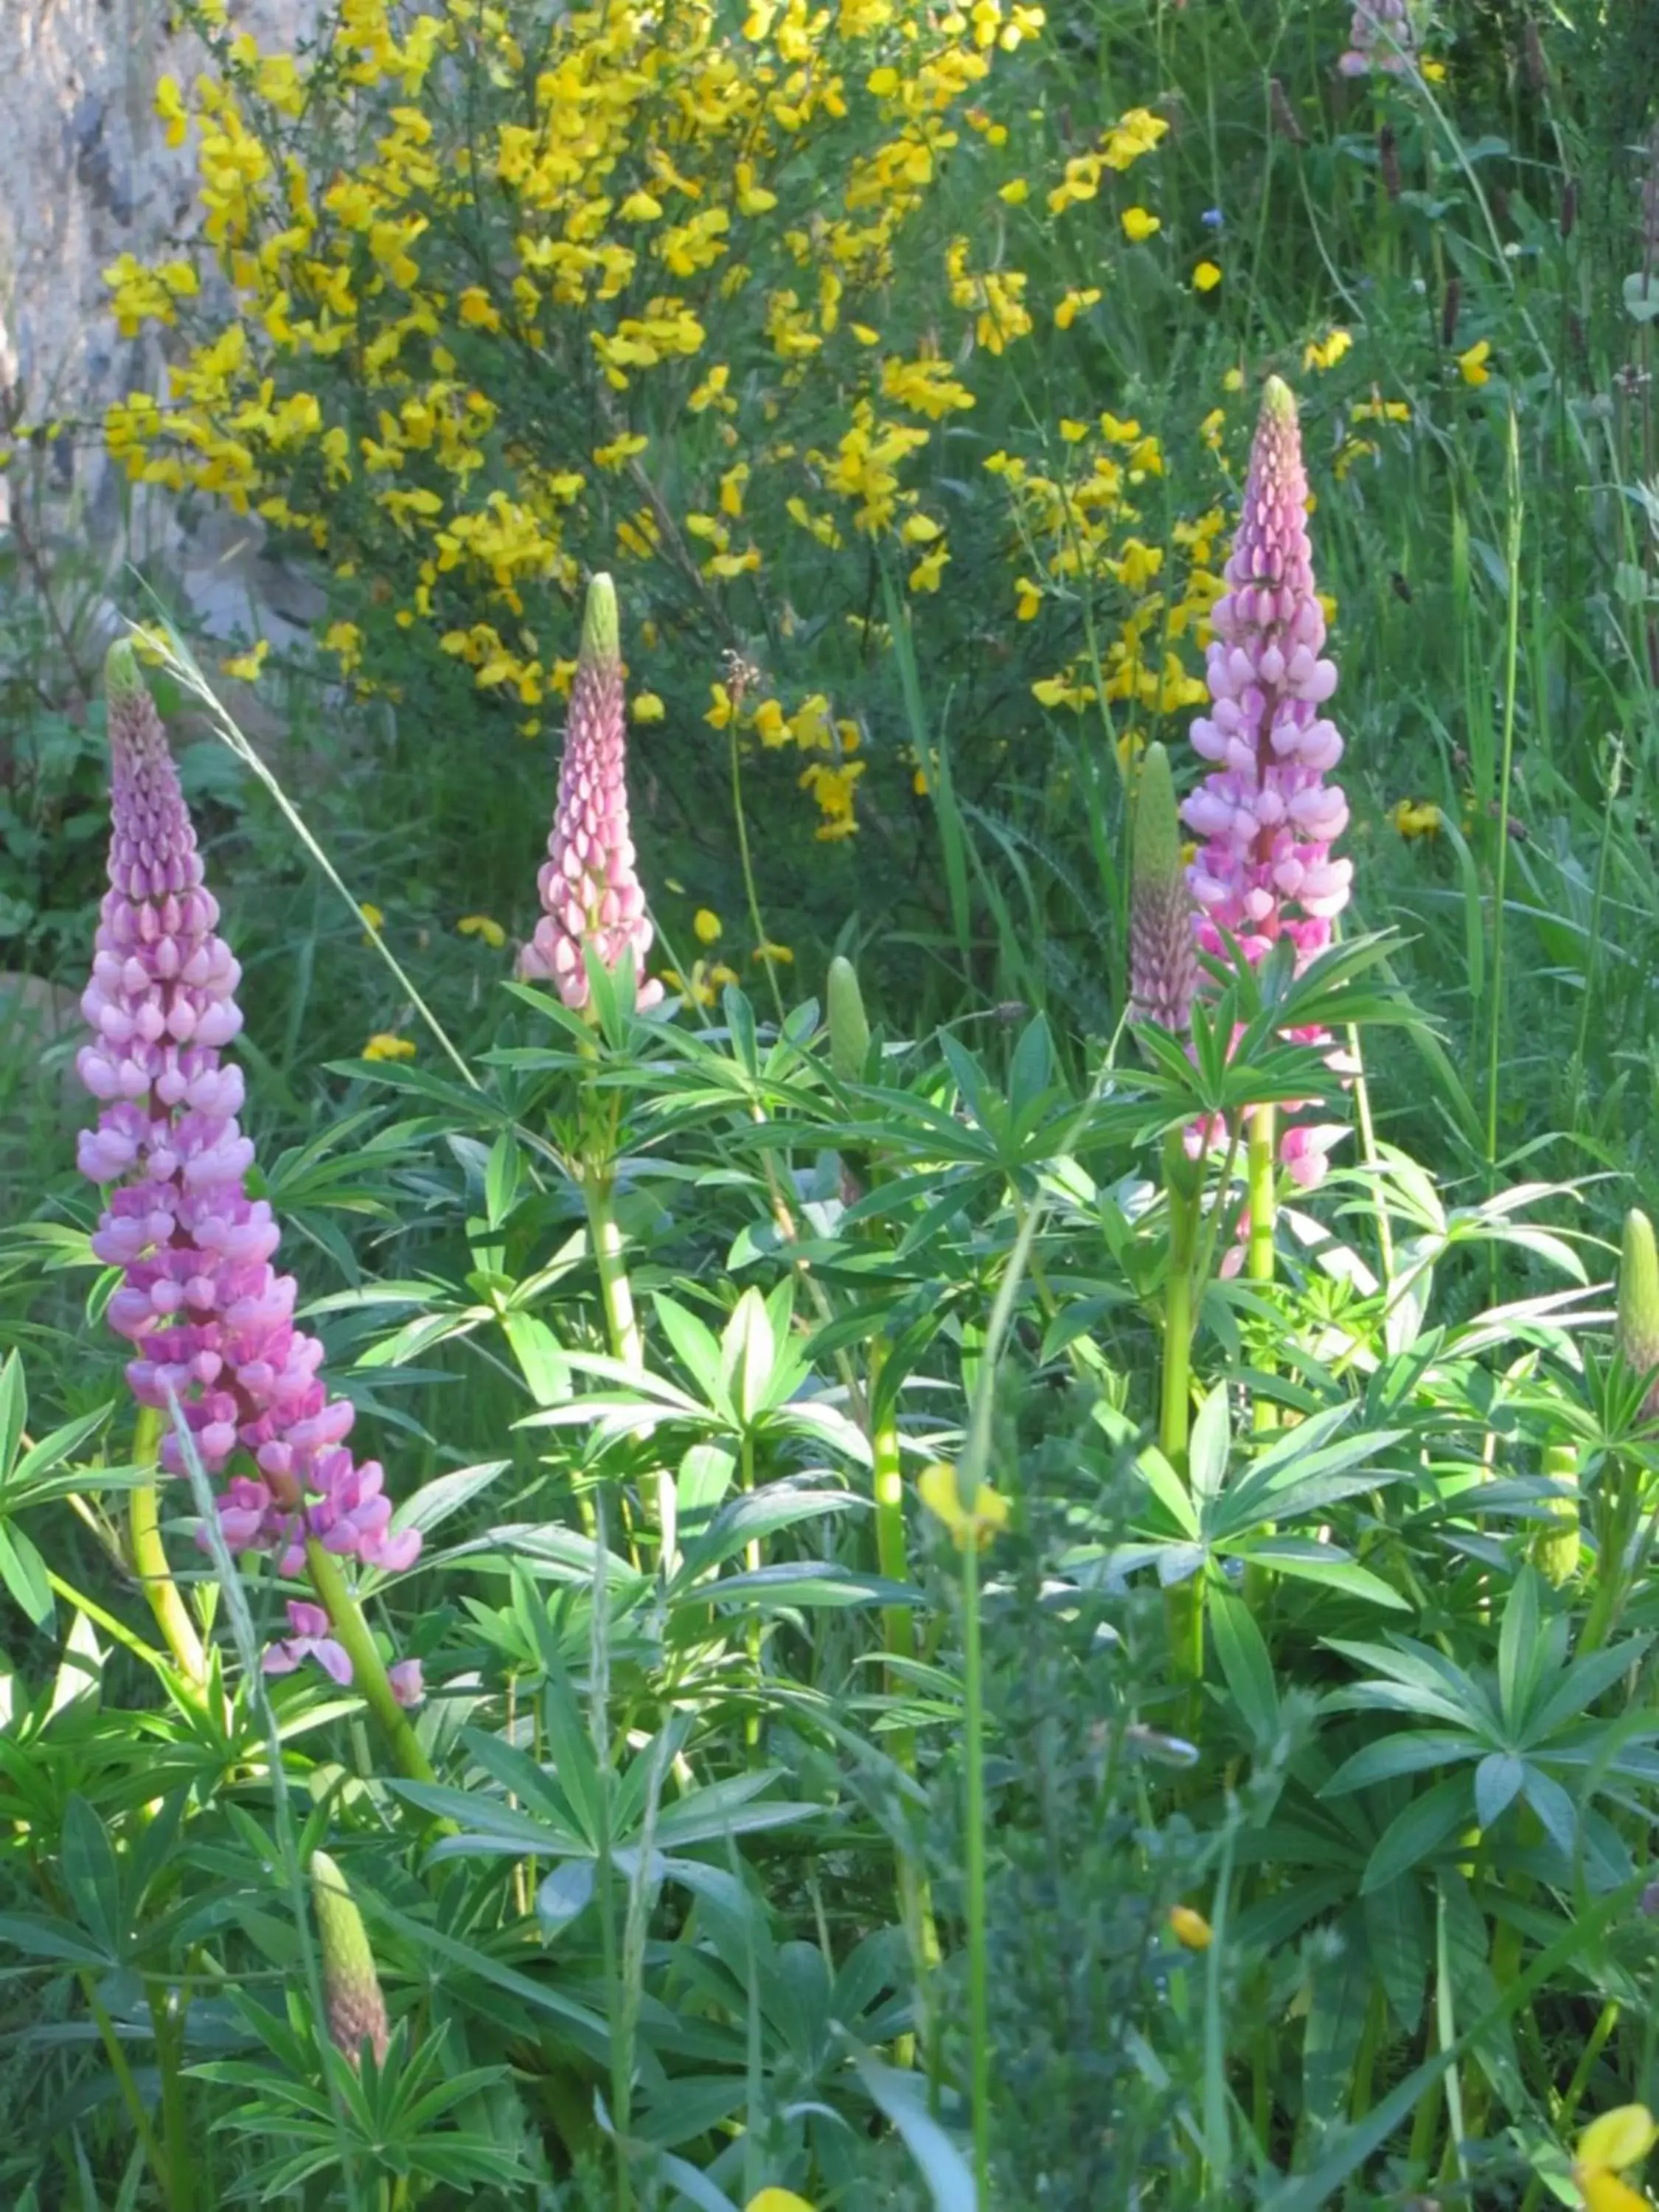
[1183, 378, 1354, 1261]
[519, 573, 663, 1012]
[78, 641, 428, 1738]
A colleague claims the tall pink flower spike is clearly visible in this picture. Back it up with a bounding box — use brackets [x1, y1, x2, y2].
[78, 641, 421, 1695]
[1183, 378, 1352, 1224]
[1338, 0, 1418, 77]
[519, 573, 664, 1012]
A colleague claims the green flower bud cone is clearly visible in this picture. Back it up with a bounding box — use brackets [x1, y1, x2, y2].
[311, 1849, 389, 2067]
[1617, 1208, 1659, 1416]
[1531, 1441, 1580, 1588]
[827, 955, 870, 1082]
[580, 571, 619, 670]
[1130, 742, 1197, 1032]
[104, 637, 147, 710]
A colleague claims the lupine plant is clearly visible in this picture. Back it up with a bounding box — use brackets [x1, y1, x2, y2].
[17, 41, 1659, 2180]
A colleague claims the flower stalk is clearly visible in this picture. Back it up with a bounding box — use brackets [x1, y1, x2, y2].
[303, 1542, 435, 1786]
[128, 1404, 209, 1697]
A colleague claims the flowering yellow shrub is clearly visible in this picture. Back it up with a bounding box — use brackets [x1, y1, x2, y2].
[103, 0, 1226, 856]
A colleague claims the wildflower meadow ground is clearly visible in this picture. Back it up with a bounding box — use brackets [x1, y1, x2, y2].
[6, 1, 1659, 2207]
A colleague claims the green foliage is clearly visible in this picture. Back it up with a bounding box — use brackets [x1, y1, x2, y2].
[11, 0, 1659, 2206]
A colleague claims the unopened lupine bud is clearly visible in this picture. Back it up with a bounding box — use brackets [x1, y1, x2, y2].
[519, 574, 663, 1014]
[827, 955, 870, 1082]
[1532, 1441, 1581, 1587]
[1617, 1208, 1659, 1418]
[311, 1849, 389, 2068]
[1129, 743, 1197, 1032]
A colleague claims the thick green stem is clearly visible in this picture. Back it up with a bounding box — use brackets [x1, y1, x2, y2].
[1245, 1102, 1277, 1295]
[128, 1406, 209, 1697]
[1581, 1454, 1639, 1653]
[1159, 1158, 1200, 1470]
[586, 1175, 644, 1372]
[582, 1156, 675, 1573]
[962, 1532, 991, 2208]
[1243, 1104, 1279, 1617]
[303, 1540, 435, 1786]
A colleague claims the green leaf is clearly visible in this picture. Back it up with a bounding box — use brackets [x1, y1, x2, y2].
[1322, 1731, 1481, 1796]
[1260, 2049, 1452, 2212]
[484, 1129, 520, 1229]
[59, 1797, 124, 1962]
[499, 1312, 569, 1408]
[1362, 1776, 1470, 1893]
[1363, 1873, 1427, 2036]
[1504, 1566, 1557, 1734]
[1210, 1587, 1279, 1744]
[721, 1286, 775, 1428]
[1473, 1750, 1526, 1829]
[1301, 1909, 1371, 2131]
[704, 1562, 917, 1609]
[358, 1896, 608, 2057]
[849, 2051, 975, 2212]
[1189, 1384, 1231, 1509]
[386, 1461, 509, 1543]
[650, 1293, 728, 1411]
[1244, 1543, 1408, 1610]
[1135, 1442, 1200, 1539]
[675, 1442, 735, 1531]
[535, 1859, 596, 1938]
[1528, 1636, 1649, 1741]
[0, 1522, 55, 1629]
[1520, 1763, 1578, 1857]
[0, 1911, 114, 1968]
[0, 1352, 24, 1481]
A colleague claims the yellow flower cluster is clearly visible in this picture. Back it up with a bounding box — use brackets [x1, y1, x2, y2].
[992, 413, 1222, 738]
[94, 2, 1222, 851]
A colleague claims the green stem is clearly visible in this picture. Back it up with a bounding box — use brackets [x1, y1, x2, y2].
[728, 712, 787, 1031]
[1245, 1102, 1277, 1296]
[84, 1969, 170, 2204]
[128, 1406, 209, 1698]
[1517, 2000, 1618, 2212]
[870, 1343, 917, 1685]
[1582, 1454, 1639, 1653]
[303, 1540, 434, 1786]
[1160, 1156, 1200, 1471]
[1350, 1986, 1384, 2126]
[149, 1978, 195, 2212]
[869, 1340, 939, 2071]
[1484, 406, 1523, 1214]
[1346, 1020, 1395, 1289]
[741, 1433, 762, 1762]
[581, 1119, 674, 1573]
[586, 1173, 644, 1373]
[961, 1531, 991, 2209]
[1244, 1102, 1278, 1616]
[1163, 1137, 1208, 1688]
